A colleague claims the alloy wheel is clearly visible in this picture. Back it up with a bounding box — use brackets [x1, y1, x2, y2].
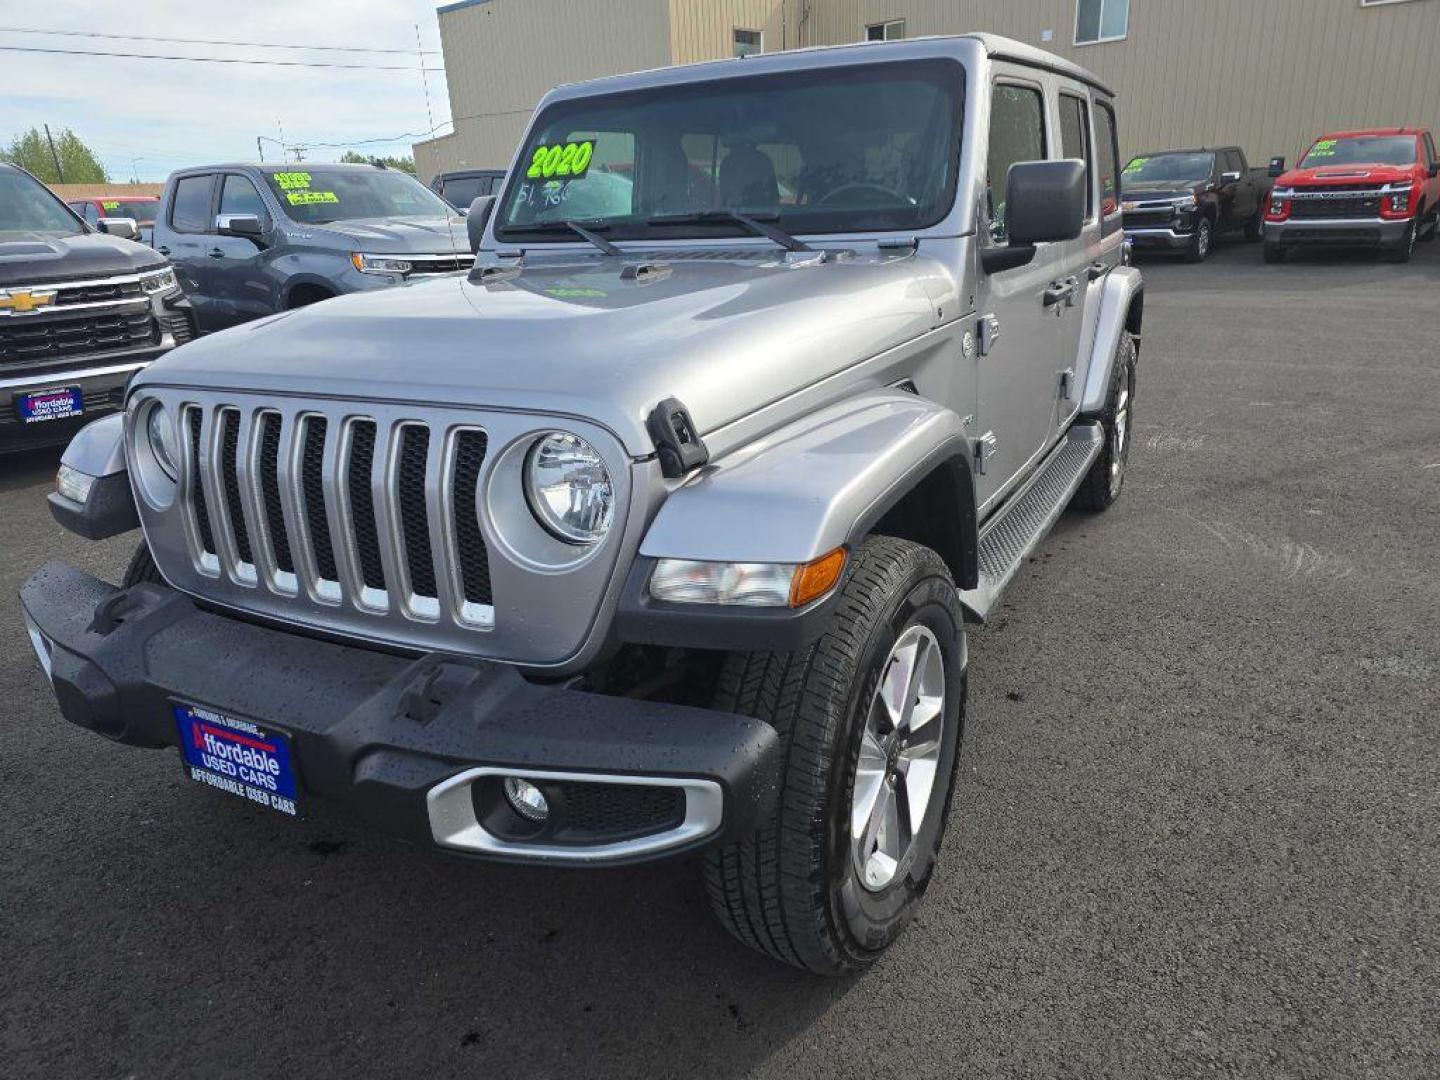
[851, 624, 947, 892]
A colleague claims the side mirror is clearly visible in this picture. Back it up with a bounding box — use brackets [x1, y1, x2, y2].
[1428, 162, 1440, 179]
[1006, 159, 1086, 245]
[466, 195, 497, 254]
[1268, 156, 1287, 178]
[97, 217, 140, 242]
[1220, 170, 1243, 183]
[217, 213, 265, 240]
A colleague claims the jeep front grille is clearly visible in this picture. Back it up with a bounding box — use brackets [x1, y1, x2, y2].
[179, 403, 494, 627]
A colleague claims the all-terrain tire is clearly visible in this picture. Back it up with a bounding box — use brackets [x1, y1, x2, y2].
[1244, 209, 1265, 242]
[703, 537, 967, 976]
[122, 542, 166, 587]
[1072, 330, 1136, 512]
[1383, 219, 1417, 263]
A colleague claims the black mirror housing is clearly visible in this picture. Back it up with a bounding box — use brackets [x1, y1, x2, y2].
[1268, 156, 1287, 178]
[1004, 159, 1087, 246]
[216, 214, 265, 240]
[1429, 161, 1440, 179]
[467, 195, 497, 254]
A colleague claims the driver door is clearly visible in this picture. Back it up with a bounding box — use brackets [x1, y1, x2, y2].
[207, 173, 277, 329]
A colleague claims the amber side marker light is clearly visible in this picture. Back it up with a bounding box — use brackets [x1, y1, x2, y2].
[790, 547, 847, 608]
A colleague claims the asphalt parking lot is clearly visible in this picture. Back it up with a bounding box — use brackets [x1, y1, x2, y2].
[3, 234, 1437, 1079]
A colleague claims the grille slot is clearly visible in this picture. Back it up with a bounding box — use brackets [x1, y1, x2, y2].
[347, 420, 386, 592]
[187, 408, 216, 557]
[0, 309, 156, 368]
[1291, 196, 1380, 220]
[397, 425, 438, 600]
[301, 417, 338, 582]
[452, 430, 494, 608]
[218, 409, 254, 566]
[258, 413, 293, 575]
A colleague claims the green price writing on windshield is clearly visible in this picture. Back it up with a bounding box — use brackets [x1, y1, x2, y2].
[1123, 158, 1148, 174]
[275, 172, 312, 190]
[526, 140, 595, 181]
[1309, 139, 1338, 158]
[102, 200, 120, 210]
[287, 191, 338, 206]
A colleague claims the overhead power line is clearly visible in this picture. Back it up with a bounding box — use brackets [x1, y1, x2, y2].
[2, 25, 439, 55]
[0, 44, 443, 71]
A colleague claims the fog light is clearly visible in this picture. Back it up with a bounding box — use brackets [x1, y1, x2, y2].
[503, 777, 550, 823]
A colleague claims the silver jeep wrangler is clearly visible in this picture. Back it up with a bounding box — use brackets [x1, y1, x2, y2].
[23, 34, 1142, 975]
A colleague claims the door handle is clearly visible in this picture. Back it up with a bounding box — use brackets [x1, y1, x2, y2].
[1043, 276, 1079, 307]
[207, 248, 225, 259]
[156, 246, 171, 256]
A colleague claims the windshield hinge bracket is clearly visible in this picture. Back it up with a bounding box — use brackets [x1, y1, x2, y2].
[646, 397, 709, 479]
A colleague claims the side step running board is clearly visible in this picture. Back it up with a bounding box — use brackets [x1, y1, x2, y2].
[959, 422, 1104, 623]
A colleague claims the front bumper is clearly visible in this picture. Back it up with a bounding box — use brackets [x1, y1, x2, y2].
[1123, 226, 1194, 250]
[1264, 217, 1412, 248]
[0, 350, 164, 452]
[20, 562, 780, 866]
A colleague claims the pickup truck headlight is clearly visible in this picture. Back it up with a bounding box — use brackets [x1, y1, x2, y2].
[1173, 195, 1198, 211]
[140, 268, 178, 294]
[524, 432, 614, 545]
[350, 252, 414, 276]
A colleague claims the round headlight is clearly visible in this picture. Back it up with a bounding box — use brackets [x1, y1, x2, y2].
[147, 404, 179, 481]
[523, 432, 614, 545]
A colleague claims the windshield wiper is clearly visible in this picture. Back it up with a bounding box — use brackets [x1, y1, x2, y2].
[645, 210, 811, 252]
[516, 219, 621, 256]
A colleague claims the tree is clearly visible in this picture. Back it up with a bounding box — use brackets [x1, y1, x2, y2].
[0, 127, 108, 184]
[339, 149, 416, 175]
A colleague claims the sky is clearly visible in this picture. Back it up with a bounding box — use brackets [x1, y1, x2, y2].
[0, 0, 454, 182]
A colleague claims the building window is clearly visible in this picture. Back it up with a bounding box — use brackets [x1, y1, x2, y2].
[733, 28, 762, 57]
[1075, 0, 1130, 44]
[865, 19, 905, 42]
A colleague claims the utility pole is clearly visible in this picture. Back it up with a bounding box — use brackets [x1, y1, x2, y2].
[416, 23, 435, 136]
[130, 158, 142, 183]
[256, 136, 265, 164]
[43, 123, 65, 183]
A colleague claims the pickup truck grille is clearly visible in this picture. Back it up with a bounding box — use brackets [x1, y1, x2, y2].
[180, 403, 495, 628]
[1290, 196, 1381, 220]
[0, 309, 157, 368]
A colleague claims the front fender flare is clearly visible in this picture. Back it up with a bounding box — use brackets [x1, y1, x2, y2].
[617, 390, 977, 651]
[47, 413, 140, 541]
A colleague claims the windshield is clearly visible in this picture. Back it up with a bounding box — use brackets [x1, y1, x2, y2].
[102, 197, 159, 225]
[263, 168, 455, 224]
[496, 59, 963, 242]
[0, 169, 83, 236]
[1122, 153, 1214, 187]
[1300, 135, 1417, 168]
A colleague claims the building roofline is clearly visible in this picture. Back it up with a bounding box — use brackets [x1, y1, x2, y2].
[437, 0, 491, 14]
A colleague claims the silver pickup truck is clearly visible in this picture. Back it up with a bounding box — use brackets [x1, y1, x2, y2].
[22, 34, 1143, 975]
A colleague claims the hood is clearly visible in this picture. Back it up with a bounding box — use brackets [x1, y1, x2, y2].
[0, 230, 166, 286]
[133, 248, 951, 455]
[1122, 179, 1204, 201]
[1277, 163, 1417, 188]
[303, 215, 468, 254]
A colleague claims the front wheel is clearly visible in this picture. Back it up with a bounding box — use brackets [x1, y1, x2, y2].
[704, 537, 967, 976]
[1384, 220, 1417, 263]
[1184, 217, 1213, 262]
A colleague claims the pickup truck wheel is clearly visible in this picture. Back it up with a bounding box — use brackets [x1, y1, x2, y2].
[1263, 243, 1288, 264]
[122, 542, 165, 587]
[1384, 220, 1417, 263]
[1072, 331, 1136, 512]
[1184, 217, 1213, 262]
[703, 536, 966, 976]
[1416, 203, 1436, 242]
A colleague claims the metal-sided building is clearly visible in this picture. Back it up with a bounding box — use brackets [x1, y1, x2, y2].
[414, 0, 1440, 182]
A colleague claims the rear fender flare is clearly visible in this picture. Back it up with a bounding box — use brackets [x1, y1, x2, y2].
[1081, 267, 1143, 416]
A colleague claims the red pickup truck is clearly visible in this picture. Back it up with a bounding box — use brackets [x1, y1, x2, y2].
[1264, 128, 1440, 263]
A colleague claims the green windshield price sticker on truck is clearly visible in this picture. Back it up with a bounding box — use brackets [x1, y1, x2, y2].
[1309, 139, 1339, 158]
[102, 200, 120, 210]
[526, 140, 596, 180]
[286, 191, 338, 206]
[1123, 158, 1148, 174]
[274, 171, 312, 190]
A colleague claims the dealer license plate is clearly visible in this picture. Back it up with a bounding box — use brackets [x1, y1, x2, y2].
[175, 703, 300, 816]
[17, 386, 82, 424]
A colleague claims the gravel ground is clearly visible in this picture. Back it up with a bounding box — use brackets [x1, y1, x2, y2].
[2, 235, 1437, 1079]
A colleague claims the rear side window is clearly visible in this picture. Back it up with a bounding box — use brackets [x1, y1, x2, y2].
[219, 174, 267, 218]
[1093, 100, 1121, 218]
[1059, 93, 1093, 218]
[170, 175, 213, 233]
[438, 175, 488, 208]
[80, 202, 100, 226]
[985, 83, 1047, 244]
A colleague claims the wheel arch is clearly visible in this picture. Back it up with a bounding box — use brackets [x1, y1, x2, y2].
[1081, 266, 1143, 417]
[283, 276, 338, 309]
